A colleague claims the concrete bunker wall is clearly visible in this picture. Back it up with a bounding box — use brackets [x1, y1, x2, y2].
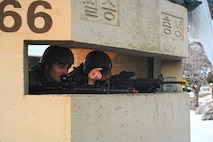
[0, 0, 190, 142]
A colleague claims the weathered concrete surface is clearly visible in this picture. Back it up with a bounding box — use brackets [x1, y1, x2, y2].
[71, 0, 188, 58]
[0, 0, 189, 141]
[71, 92, 190, 142]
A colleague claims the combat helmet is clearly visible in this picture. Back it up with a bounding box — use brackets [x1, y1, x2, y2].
[39, 45, 74, 65]
[83, 50, 112, 74]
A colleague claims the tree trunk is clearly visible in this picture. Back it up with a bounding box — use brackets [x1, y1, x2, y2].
[193, 91, 199, 110]
[212, 89, 213, 99]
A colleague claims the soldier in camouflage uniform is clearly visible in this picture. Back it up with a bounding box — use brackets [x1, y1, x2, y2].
[68, 50, 112, 86]
[29, 45, 74, 87]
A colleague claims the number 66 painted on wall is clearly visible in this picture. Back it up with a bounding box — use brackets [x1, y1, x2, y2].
[0, 0, 52, 33]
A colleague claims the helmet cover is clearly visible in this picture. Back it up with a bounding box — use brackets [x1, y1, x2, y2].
[83, 50, 112, 74]
[39, 45, 74, 65]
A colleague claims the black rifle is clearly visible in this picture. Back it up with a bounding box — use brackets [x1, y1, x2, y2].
[109, 71, 186, 93]
[29, 80, 137, 94]
[29, 71, 185, 94]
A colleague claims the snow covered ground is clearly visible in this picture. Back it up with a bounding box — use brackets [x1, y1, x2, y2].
[190, 95, 213, 142]
[190, 111, 213, 142]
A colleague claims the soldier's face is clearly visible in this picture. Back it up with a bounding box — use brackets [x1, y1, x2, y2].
[48, 62, 71, 82]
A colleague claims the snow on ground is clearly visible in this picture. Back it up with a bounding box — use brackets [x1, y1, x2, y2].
[190, 95, 213, 142]
[190, 111, 213, 142]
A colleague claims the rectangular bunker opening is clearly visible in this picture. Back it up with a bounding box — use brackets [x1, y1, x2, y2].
[25, 40, 182, 95]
